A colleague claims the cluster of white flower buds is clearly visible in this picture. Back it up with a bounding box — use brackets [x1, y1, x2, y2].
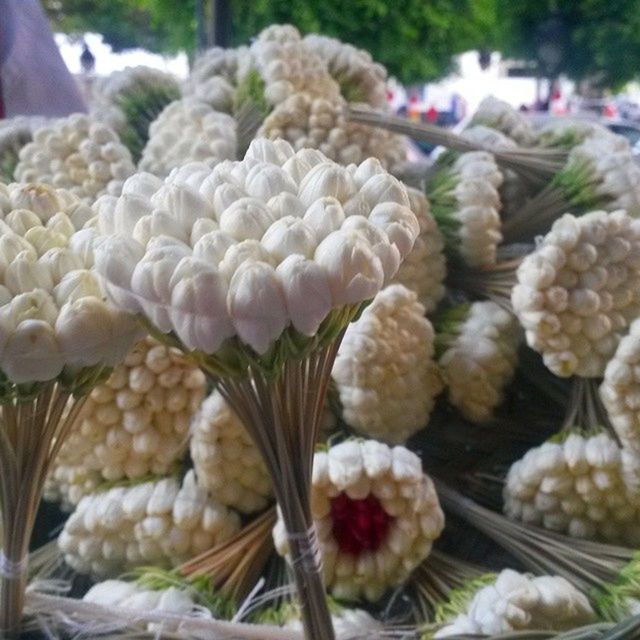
[459, 126, 527, 216]
[0, 182, 138, 384]
[512, 210, 640, 378]
[333, 284, 442, 443]
[183, 46, 250, 111]
[435, 569, 594, 637]
[461, 125, 518, 151]
[390, 188, 445, 313]
[438, 301, 520, 423]
[0, 116, 46, 182]
[92, 140, 419, 357]
[46, 337, 206, 508]
[190, 390, 272, 514]
[91, 66, 180, 134]
[59, 471, 241, 577]
[470, 96, 534, 146]
[285, 606, 383, 638]
[14, 114, 135, 202]
[139, 98, 237, 177]
[303, 34, 388, 107]
[260, 93, 407, 171]
[429, 151, 503, 267]
[84, 579, 210, 631]
[535, 119, 620, 150]
[273, 439, 444, 601]
[563, 135, 640, 215]
[250, 25, 340, 106]
[504, 431, 640, 544]
[601, 318, 640, 456]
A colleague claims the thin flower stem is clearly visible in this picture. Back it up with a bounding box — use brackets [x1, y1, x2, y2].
[434, 481, 632, 598]
[214, 345, 342, 640]
[502, 185, 571, 243]
[348, 107, 565, 184]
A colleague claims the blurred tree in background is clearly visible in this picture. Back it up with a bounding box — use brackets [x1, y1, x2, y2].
[43, 0, 196, 54]
[44, 0, 496, 82]
[231, 0, 497, 83]
[43, 0, 640, 89]
[495, 0, 640, 90]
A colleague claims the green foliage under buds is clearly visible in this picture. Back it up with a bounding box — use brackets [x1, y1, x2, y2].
[128, 566, 237, 619]
[433, 573, 498, 624]
[233, 69, 270, 123]
[594, 554, 640, 622]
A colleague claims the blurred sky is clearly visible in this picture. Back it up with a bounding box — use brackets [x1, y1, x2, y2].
[55, 32, 189, 77]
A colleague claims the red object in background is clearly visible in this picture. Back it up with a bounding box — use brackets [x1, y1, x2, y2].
[603, 103, 617, 118]
[330, 492, 393, 555]
[408, 94, 421, 120]
[427, 105, 438, 122]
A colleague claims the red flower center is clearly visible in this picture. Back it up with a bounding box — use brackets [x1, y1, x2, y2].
[330, 492, 393, 555]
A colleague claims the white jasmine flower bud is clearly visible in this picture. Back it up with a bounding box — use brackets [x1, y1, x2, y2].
[93, 235, 145, 314]
[192, 230, 235, 264]
[228, 260, 288, 354]
[315, 230, 384, 306]
[368, 202, 419, 258]
[245, 163, 297, 201]
[261, 216, 317, 261]
[359, 173, 410, 208]
[245, 138, 294, 165]
[276, 255, 332, 336]
[55, 298, 118, 367]
[218, 239, 274, 281]
[298, 162, 356, 207]
[4, 253, 54, 294]
[131, 244, 191, 332]
[169, 257, 234, 353]
[219, 197, 275, 240]
[9, 183, 62, 221]
[303, 196, 346, 240]
[267, 192, 306, 219]
[3, 319, 64, 383]
[341, 215, 401, 283]
[121, 173, 164, 199]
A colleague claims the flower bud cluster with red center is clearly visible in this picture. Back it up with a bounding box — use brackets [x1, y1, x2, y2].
[330, 493, 393, 555]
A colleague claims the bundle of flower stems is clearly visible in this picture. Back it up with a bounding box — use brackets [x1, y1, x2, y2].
[348, 106, 568, 186]
[8, 25, 640, 640]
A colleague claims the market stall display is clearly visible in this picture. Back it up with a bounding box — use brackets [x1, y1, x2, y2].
[2, 22, 640, 640]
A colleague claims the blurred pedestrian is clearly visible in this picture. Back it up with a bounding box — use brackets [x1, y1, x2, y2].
[0, 0, 86, 117]
[80, 41, 95, 74]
